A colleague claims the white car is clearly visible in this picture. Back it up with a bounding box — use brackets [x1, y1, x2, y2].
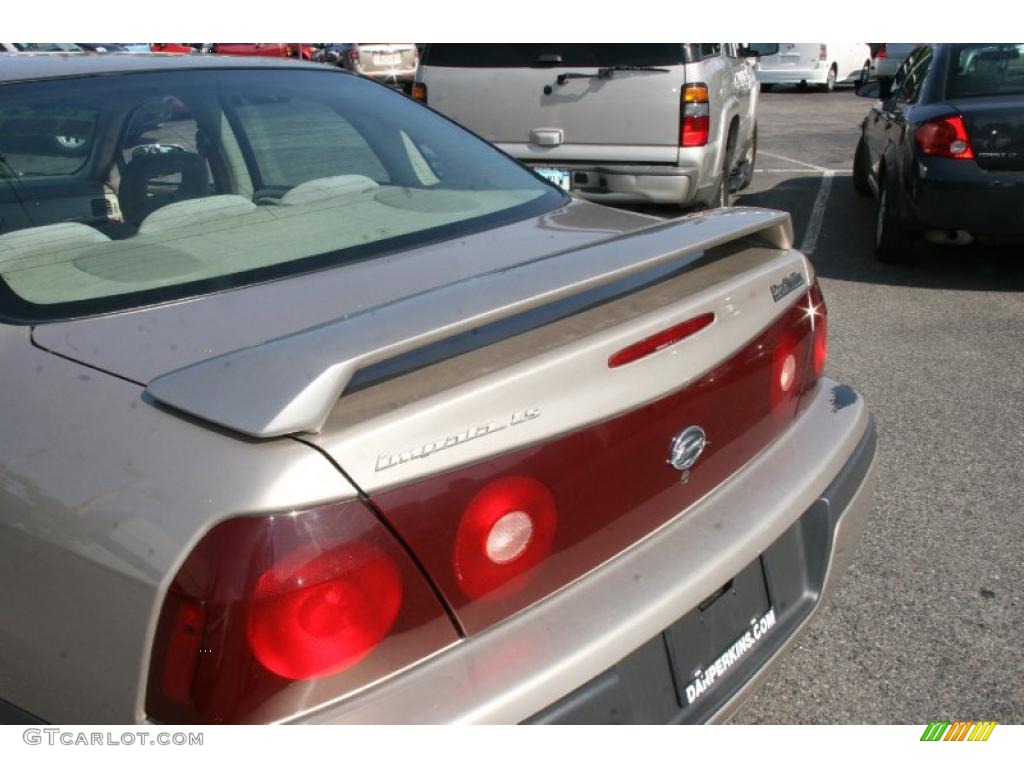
[752, 43, 872, 91]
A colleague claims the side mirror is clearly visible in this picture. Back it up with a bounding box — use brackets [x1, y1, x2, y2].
[855, 79, 892, 99]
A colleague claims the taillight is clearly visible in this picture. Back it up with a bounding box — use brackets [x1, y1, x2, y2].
[146, 500, 458, 723]
[681, 83, 710, 147]
[876, 44, 888, 59]
[411, 82, 428, 103]
[247, 541, 403, 680]
[793, 280, 828, 420]
[454, 476, 558, 599]
[915, 115, 975, 160]
[770, 326, 802, 412]
[810, 282, 828, 380]
[819, 44, 828, 61]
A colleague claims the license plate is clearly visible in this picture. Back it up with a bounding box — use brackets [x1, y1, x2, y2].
[373, 53, 401, 65]
[534, 167, 571, 190]
[681, 607, 777, 706]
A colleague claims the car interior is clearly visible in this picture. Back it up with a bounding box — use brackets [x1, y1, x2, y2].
[0, 70, 550, 310]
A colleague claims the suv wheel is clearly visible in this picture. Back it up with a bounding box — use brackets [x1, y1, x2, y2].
[736, 124, 758, 191]
[708, 140, 735, 208]
[875, 183, 914, 262]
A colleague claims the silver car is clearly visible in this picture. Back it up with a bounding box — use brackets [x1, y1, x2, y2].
[318, 42, 419, 85]
[414, 44, 766, 208]
[0, 54, 876, 725]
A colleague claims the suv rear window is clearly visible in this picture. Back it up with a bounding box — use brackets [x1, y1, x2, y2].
[0, 68, 562, 321]
[423, 44, 685, 68]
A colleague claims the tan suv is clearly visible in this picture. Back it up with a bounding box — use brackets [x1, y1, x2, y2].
[414, 43, 771, 208]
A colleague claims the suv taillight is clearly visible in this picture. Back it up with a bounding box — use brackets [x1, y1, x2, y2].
[146, 500, 458, 723]
[819, 44, 828, 61]
[411, 82, 428, 103]
[875, 44, 888, 59]
[915, 115, 975, 160]
[681, 83, 710, 147]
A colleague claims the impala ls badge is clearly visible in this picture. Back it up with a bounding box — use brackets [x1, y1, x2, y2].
[669, 426, 707, 472]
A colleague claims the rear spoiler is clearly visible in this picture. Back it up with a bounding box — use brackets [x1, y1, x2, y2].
[147, 207, 793, 438]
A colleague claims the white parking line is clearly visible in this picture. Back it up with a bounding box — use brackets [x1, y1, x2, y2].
[799, 171, 835, 255]
[755, 169, 853, 175]
[759, 151, 828, 172]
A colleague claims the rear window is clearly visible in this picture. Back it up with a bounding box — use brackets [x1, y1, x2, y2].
[424, 44, 685, 68]
[0, 68, 562, 321]
[947, 43, 1024, 98]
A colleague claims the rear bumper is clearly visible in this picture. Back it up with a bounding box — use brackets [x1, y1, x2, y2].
[756, 66, 829, 85]
[523, 163, 698, 206]
[907, 157, 1024, 240]
[292, 378, 877, 724]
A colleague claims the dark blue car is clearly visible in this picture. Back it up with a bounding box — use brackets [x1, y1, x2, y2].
[853, 43, 1024, 260]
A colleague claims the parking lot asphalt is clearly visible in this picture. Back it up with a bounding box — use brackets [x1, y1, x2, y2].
[693, 86, 1024, 724]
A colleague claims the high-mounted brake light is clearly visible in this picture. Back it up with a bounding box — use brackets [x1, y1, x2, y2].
[146, 501, 458, 723]
[915, 115, 975, 159]
[681, 82, 711, 147]
[608, 313, 715, 368]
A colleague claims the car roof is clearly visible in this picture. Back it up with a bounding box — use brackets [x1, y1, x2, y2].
[0, 52, 331, 84]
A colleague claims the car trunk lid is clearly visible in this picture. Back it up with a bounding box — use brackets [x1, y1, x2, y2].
[36, 204, 823, 638]
[952, 96, 1024, 171]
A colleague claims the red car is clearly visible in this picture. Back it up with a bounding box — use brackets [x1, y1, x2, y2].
[212, 43, 314, 60]
[150, 44, 196, 54]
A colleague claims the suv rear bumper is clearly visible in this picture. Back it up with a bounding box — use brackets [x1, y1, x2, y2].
[521, 163, 698, 205]
[292, 378, 877, 724]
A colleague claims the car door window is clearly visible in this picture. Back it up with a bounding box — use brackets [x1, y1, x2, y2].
[894, 47, 932, 103]
[699, 44, 721, 59]
[0, 103, 98, 176]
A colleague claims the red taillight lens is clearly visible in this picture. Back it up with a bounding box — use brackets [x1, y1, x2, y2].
[771, 326, 802, 412]
[794, 280, 829, 418]
[682, 115, 710, 147]
[247, 541, 403, 680]
[454, 476, 557, 599]
[608, 313, 715, 368]
[146, 501, 457, 723]
[915, 115, 975, 159]
[876, 44, 888, 59]
[819, 44, 828, 61]
[160, 601, 204, 703]
[811, 293, 828, 380]
[681, 83, 710, 147]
